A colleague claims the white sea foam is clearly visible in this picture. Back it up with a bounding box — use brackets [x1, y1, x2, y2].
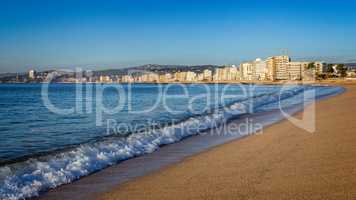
[0, 85, 343, 200]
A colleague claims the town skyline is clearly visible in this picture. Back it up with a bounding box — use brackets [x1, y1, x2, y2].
[2, 54, 354, 83]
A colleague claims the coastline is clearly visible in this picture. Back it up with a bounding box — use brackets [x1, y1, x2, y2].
[2, 79, 356, 85]
[100, 83, 356, 200]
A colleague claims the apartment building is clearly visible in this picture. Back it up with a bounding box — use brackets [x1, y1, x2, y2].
[240, 62, 254, 81]
[253, 58, 268, 80]
[269, 55, 290, 80]
[314, 62, 325, 74]
[240, 58, 267, 81]
[28, 70, 36, 79]
[213, 66, 239, 81]
[227, 66, 240, 81]
[203, 69, 213, 81]
[287, 62, 306, 80]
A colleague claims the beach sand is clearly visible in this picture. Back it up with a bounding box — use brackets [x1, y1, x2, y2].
[101, 84, 356, 200]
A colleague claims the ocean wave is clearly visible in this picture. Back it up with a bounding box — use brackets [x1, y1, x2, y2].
[0, 85, 343, 200]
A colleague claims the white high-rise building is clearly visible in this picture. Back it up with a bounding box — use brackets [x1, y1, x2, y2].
[203, 69, 213, 81]
[240, 62, 254, 81]
[287, 62, 307, 80]
[253, 58, 268, 80]
[240, 59, 267, 81]
[213, 66, 239, 81]
[273, 55, 290, 80]
[28, 70, 36, 79]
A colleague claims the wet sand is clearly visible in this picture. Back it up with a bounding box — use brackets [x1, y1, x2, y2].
[101, 84, 356, 200]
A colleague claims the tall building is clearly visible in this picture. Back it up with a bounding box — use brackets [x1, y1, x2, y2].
[203, 69, 213, 81]
[314, 62, 325, 74]
[253, 58, 268, 80]
[240, 62, 254, 81]
[240, 59, 267, 81]
[287, 62, 307, 80]
[28, 70, 36, 79]
[266, 57, 276, 81]
[227, 66, 240, 81]
[213, 68, 223, 81]
[287, 61, 325, 80]
[213, 66, 240, 81]
[266, 55, 290, 80]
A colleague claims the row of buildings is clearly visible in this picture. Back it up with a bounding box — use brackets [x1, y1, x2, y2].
[25, 55, 326, 83]
[107, 66, 240, 83]
[113, 69, 217, 83]
[113, 55, 324, 83]
[240, 55, 325, 81]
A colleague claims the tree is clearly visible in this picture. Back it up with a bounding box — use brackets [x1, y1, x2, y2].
[307, 62, 316, 69]
[336, 64, 347, 77]
[326, 64, 334, 74]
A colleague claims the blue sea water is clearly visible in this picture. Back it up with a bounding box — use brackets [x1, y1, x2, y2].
[0, 83, 344, 199]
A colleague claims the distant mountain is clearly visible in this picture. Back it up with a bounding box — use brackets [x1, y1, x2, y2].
[92, 64, 222, 76]
[0, 72, 25, 78]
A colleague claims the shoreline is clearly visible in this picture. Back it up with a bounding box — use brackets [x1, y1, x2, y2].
[2, 79, 356, 85]
[100, 83, 356, 200]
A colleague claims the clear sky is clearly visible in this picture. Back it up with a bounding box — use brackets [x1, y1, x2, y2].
[1, 0, 356, 73]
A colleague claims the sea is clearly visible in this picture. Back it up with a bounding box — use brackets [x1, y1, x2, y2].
[0, 83, 344, 199]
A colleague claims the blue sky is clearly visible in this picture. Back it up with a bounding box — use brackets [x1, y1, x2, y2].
[1, 0, 356, 73]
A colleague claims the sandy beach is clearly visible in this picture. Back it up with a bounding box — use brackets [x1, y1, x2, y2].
[101, 84, 356, 200]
